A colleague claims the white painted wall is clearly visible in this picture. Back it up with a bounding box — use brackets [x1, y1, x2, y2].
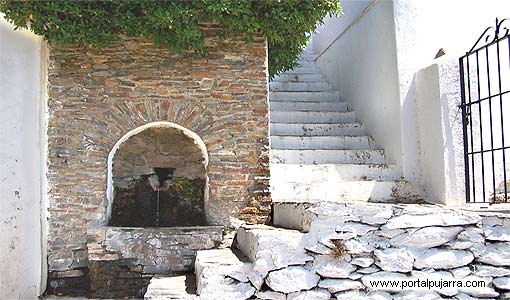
[0, 16, 47, 298]
[393, 0, 510, 205]
[313, 0, 402, 167]
[412, 60, 466, 206]
[312, 0, 371, 55]
[312, 0, 509, 205]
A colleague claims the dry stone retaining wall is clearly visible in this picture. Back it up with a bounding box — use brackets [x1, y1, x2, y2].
[197, 202, 510, 299]
[46, 25, 269, 294]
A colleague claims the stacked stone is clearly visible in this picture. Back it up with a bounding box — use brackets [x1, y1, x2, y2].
[87, 226, 222, 298]
[46, 24, 269, 293]
[195, 202, 510, 300]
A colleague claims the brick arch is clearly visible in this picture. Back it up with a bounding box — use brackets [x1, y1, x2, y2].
[105, 121, 209, 224]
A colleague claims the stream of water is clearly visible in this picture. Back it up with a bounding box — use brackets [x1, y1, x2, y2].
[156, 190, 160, 226]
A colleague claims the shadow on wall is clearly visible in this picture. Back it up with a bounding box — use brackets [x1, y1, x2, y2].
[413, 64, 447, 203]
[405, 62, 466, 205]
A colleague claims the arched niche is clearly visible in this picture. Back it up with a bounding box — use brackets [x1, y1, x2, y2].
[106, 121, 209, 227]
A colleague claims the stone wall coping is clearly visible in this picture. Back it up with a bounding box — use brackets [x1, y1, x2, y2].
[272, 200, 510, 216]
[90, 225, 224, 233]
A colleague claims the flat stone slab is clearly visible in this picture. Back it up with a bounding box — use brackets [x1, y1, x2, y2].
[385, 212, 481, 229]
[484, 226, 510, 241]
[318, 279, 363, 293]
[473, 264, 510, 277]
[374, 248, 414, 272]
[313, 255, 356, 278]
[351, 257, 374, 268]
[335, 290, 392, 300]
[266, 266, 320, 294]
[413, 249, 474, 269]
[473, 242, 510, 266]
[389, 226, 463, 248]
[493, 277, 510, 290]
[287, 289, 331, 300]
[256, 290, 286, 300]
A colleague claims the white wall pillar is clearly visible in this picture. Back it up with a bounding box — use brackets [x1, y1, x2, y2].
[0, 16, 47, 298]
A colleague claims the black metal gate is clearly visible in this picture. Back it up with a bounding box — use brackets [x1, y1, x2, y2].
[459, 18, 510, 204]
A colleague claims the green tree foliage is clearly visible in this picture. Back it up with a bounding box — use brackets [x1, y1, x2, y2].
[0, 0, 340, 78]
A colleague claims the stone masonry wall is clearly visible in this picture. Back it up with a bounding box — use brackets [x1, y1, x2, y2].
[86, 226, 222, 298]
[198, 202, 510, 299]
[46, 25, 269, 294]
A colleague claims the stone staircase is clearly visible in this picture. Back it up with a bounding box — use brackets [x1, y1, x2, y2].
[142, 49, 431, 300]
[269, 47, 421, 203]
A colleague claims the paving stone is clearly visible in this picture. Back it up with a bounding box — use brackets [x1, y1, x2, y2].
[413, 249, 474, 269]
[255, 290, 286, 300]
[351, 257, 374, 268]
[265, 266, 320, 294]
[484, 226, 510, 242]
[287, 288, 331, 300]
[313, 255, 356, 278]
[450, 267, 472, 279]
[473, 242, 510, 266]
[493, 277, 510, 290]
[318, 279, 363, 293]
[374, 248, 414, 272]
[385, 213, 481, 229]
[389, 226, 463, 248]
[473, 264, 510, 277]
[335, 290, 392, 300]
[335, 223, 377, 236]
[393, 291, 443, 300]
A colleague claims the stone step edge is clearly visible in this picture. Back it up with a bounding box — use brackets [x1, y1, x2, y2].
[270, 122, 363, 126]
[270, 91, 339, 94]
[269, 100, 346, 104]
[270, 134, 373, 138]
[270, 163, 397, 168]
[269, 109, 350, 113]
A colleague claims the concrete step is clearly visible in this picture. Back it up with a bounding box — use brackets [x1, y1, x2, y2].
[270, 135, 377, 150]
[145, 274, 198, 300]
[272, 73, 323, 83]
[269, 81, 334, 92]
[270, 180, 422, 203]
[270, 91, 340, 101]
[270, 122, 365, 136]
[270, 163, 402, 182]
[270, 110, 355, 123]
[270, 149, 386, 164]
[269, 101, 348, 112]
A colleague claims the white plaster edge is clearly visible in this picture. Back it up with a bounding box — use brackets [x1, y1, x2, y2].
[37, 40, 49, 297]
[105, 121, 209, 225]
